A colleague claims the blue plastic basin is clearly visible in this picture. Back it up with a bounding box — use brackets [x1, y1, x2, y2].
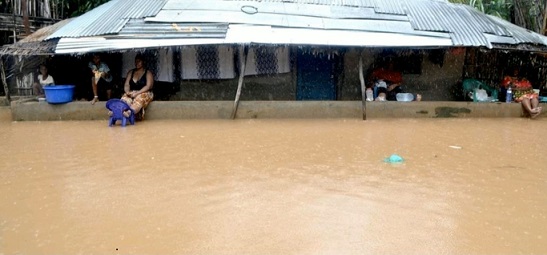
[43, 85, 75, 104]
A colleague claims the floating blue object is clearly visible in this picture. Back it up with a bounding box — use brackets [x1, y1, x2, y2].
[43, 85, 75, 104]
[384, 154, 404, 163]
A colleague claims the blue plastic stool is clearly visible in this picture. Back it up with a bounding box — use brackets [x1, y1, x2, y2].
[106, 99, 135, 127]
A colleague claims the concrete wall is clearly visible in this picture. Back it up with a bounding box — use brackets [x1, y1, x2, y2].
[0, 97, 9, 106]
[9, 98, 546, 121]
[171, 73, 295, 101]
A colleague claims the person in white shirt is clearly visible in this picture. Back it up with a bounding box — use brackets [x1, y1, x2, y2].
[33, 64, 55, 97]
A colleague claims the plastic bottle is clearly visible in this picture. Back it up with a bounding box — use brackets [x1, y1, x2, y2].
[506, 86, 512, 103]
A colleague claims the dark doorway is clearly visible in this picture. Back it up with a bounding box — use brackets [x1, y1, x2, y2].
[296, 49, 338, 100]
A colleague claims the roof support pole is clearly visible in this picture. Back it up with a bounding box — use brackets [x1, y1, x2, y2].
[1, 57, 11, 103]
[231, 45, 248, 119]
[22, 0, 30, 36]
[543, 4, 547, 35]
[359, 50, 367, 120]
[12, 0, 17, 43]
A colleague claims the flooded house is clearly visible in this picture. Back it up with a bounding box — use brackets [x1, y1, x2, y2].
[2, 0, 547, 120]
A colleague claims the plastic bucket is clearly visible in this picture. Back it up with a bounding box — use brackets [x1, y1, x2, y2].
[44, 85, 75, 104]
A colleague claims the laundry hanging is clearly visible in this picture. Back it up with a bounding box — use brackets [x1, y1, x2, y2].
[156, 48, 175, 83]
[245, 46, 291, 76]
[181, 45, 236, 80]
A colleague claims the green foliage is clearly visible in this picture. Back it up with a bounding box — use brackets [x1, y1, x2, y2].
[449, 0, 512, 20]
[449, 0, 547, 34]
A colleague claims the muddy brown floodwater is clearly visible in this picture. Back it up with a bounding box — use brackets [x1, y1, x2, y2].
[0, 107, 546, 254]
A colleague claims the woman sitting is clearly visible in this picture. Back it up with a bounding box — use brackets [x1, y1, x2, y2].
[501, 68, 541, 118]
[32, 64, 55, 98]
[110, 54, 154, 119]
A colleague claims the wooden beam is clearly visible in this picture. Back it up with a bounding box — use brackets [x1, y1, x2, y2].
[359, 50, 367, 120]
[542, 3, 547, 35]
[22, 0, 30, 36]
[1, 57, 11, 103]
[0, 14, 58, 35]
[231, 45, 248, 119]
[12, 0, 17, 43]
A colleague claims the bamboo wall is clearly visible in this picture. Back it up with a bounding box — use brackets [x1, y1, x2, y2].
[2, 0, 61, 19]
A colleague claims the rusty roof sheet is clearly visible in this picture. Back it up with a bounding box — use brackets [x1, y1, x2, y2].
[19, 19, 72, 43]
[0, 39, 59, 55]
[0, 19, 71, 55]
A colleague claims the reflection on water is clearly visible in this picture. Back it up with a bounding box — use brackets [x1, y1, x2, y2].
[0, 107, 546, 254]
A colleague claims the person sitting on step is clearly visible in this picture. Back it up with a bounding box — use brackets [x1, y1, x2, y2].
[89, 53, 113, 105]
[501, 67, 542, 118]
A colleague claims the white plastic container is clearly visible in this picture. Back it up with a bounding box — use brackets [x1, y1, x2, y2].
[396, 93, 414, 102]
[366, 89, 373, 101]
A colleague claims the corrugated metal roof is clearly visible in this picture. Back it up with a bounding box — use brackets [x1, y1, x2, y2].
[374, 0, 406, 15]
[53, 27, 453, 54]
[149, 10, 415, 33]
[48, 0, 547, 53]
[162, 1, 407, 20]
[221, 0, 422, 8]
[119, 19, 228, 39]
[405, 1, 496, 46]
[487, 15, 547, 45]
[47, 0, 167, 39]
[462, 5, 507, 36]
[224, 25, 452, 46]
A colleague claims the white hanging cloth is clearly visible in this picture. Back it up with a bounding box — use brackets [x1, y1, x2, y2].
[245, 46, 290, 76]
[181, 45, 235, 80]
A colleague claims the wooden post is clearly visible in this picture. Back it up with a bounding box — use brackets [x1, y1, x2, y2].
[231, 45, 248, 119]
[12, 0, 17, 43]
[22, 0, 30, 36]
[542, 3, 547, 35]
[359, 50, 367, 120]
[1, 57, 11, 103]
